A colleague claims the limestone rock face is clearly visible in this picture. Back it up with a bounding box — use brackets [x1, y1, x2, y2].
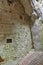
[32, 0, 43, 50]
[32, 19, 43, 50]
[20, 0, 33, 16]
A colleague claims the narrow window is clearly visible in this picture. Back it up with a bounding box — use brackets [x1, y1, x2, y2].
[6, 39, 12, 43]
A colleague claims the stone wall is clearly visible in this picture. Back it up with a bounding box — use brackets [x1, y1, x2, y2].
[0, 0, 33, 65]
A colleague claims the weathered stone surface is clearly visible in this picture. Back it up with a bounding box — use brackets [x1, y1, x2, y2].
[32, 19, 43, 50]
[20, 0, 33, 16]
[32, 0, 43, 50]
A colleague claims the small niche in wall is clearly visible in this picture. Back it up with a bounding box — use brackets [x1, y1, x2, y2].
[6, 39, 12, 43]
